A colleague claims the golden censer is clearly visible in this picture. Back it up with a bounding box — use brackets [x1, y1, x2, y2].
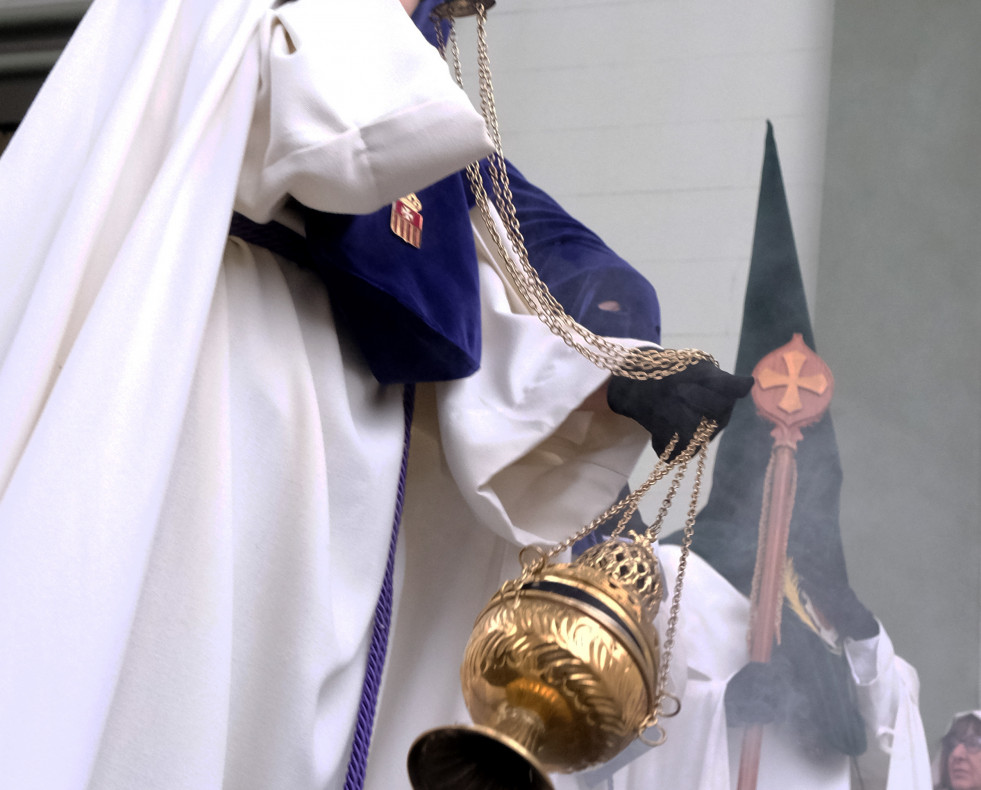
[408, 2, 719, 787]
[408, 424, 713, 790]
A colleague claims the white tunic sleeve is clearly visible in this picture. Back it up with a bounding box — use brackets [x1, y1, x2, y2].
[844, 630, 933, 789]
[235, 0, 493, 221]
[434, 205, 649, 548]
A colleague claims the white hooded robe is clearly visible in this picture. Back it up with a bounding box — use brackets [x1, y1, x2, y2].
[0, 1, 648, 788]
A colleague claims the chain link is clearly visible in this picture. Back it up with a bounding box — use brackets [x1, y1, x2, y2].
[439, 3, 717, 381]
[658, 430, 709, 697]
[435, 1, 717, 738]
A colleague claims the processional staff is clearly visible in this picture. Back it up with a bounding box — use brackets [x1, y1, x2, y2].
[735, 332, 834, 790]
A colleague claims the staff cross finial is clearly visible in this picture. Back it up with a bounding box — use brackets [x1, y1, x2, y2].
[757, 349, 828, 413]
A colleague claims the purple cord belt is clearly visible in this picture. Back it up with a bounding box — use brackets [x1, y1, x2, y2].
[342, 383, 415, 790]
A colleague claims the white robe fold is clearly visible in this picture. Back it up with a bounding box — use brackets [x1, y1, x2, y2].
[0, 0, 650, 788]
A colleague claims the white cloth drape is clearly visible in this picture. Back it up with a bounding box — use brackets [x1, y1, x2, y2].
[0, 0, 653, 788]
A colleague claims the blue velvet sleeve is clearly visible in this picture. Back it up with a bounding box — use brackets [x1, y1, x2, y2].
[411, 0, 661, 344]
[471, 161, 661, 344]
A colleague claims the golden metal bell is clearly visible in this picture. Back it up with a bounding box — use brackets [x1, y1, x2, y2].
[408, 538, 663, 790]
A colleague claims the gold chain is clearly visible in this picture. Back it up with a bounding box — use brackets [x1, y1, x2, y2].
[626, 421, 711, 744]
[435, 1, 715, 740]
[437, 3, 717, 381]
[658, 433, 708, 700]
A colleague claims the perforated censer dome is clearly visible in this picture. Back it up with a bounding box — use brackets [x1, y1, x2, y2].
[409, 538, 666, 790]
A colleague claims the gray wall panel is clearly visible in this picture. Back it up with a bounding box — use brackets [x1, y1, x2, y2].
[817, 0, 981, 744]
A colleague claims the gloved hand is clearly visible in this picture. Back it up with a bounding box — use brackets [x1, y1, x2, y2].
[795, 555, 880, 641]
[724, 651, 796, 726]
[607, 357, 754, 460]
[824, 589, 878, 641]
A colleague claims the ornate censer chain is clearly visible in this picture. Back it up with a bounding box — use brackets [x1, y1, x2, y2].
[502, 419, 713, 744]
[434, 2, 715, 746]
[436, 6, 717, 381]
[645, 432, 708, 741]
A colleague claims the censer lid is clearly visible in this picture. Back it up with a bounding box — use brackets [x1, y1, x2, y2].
[572, 537, 662, 624]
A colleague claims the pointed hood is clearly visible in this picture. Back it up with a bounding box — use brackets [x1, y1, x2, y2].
[664, 123, 868, 758]
[667, 122, 849, 604]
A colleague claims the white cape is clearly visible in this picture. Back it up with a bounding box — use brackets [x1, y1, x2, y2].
[0, 0, 651, 787]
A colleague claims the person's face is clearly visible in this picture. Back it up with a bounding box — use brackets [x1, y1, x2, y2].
[399, 0, 421, 14]
[947, 732, 981, 790]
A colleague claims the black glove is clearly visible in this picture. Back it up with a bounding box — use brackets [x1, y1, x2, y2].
[724, 651, 796, 726]
[795, 557, 879, 641]
[826, 590, 878, 641]
[607, 357, 754, 459]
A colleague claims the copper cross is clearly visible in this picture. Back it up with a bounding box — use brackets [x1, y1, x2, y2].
[757, 349, 829, 413]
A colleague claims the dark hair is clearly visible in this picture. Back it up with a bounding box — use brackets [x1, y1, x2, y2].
[938, 714, 981, 789]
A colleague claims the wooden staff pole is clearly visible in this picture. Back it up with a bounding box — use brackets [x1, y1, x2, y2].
[735, 333, 834, 790]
